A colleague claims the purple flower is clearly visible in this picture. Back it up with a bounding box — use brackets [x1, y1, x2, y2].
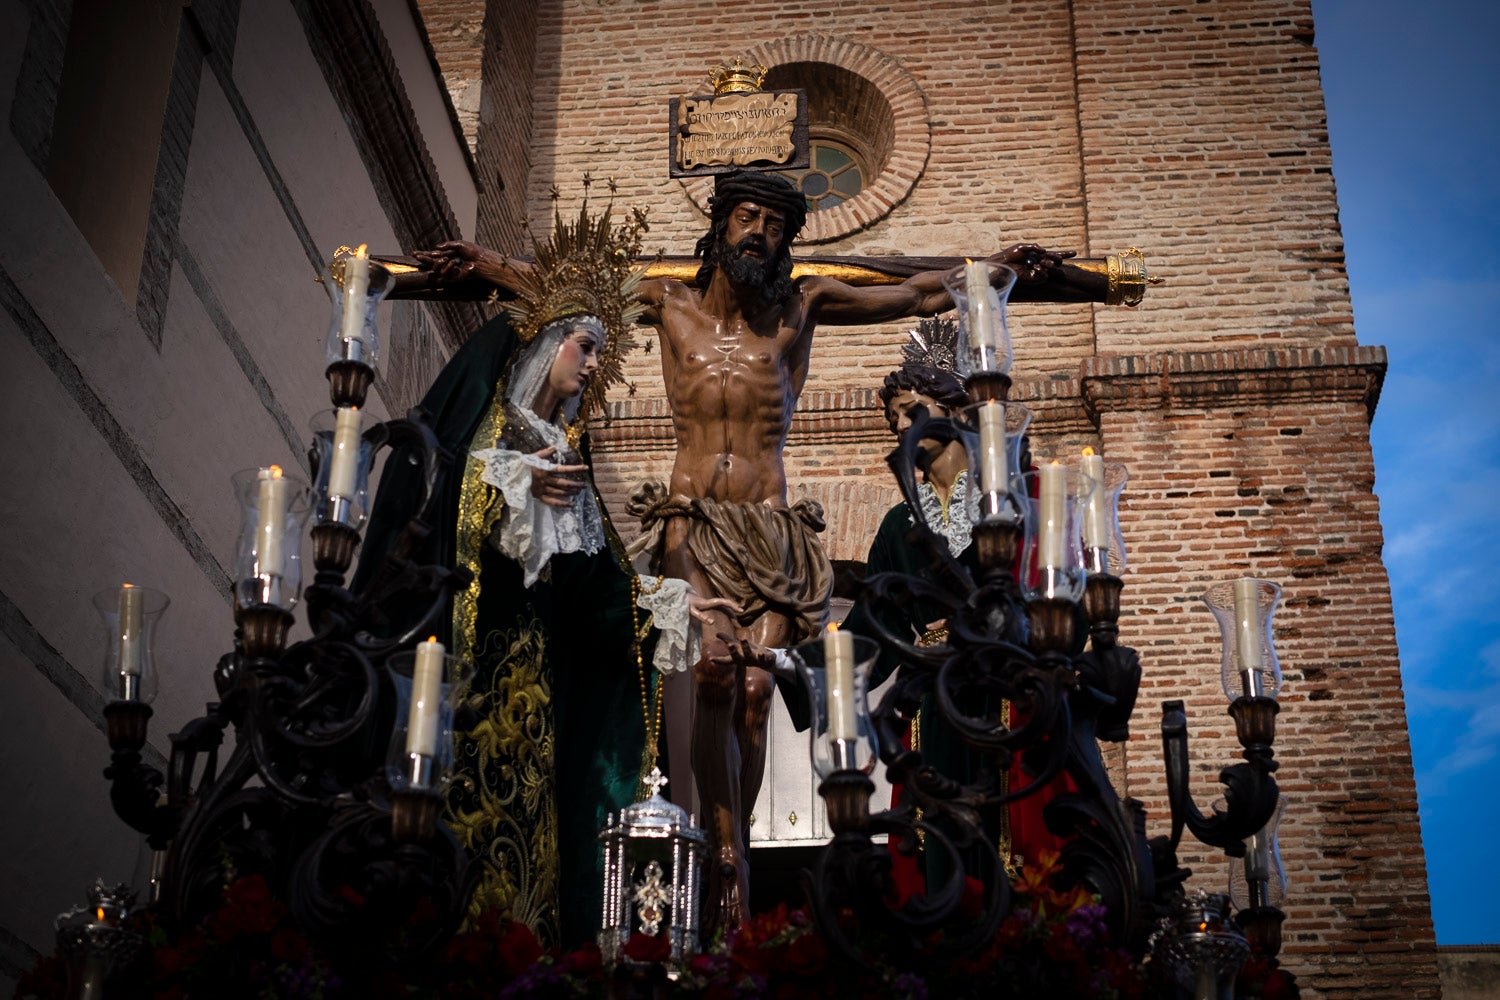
[891, 971, 929, 999]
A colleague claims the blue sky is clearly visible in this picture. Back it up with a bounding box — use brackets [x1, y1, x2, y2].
[1314, 0, 1500, 945]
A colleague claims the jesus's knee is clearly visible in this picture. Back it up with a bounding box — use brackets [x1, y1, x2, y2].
[694, 654, 738, 706]
[743, 669, 774, 714]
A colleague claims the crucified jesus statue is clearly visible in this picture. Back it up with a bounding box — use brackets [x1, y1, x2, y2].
[410, 169, 1075, 930]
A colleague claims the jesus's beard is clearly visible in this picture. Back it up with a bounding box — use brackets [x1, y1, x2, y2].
[715, 237, 781, 303]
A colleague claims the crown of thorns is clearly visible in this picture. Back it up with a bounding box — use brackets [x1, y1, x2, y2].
[707, 170, 808, 240]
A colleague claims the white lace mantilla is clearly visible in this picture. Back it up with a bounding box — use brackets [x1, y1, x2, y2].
[473, 410, 606, 587]
[636, 575, 697, 676]
[913, 471, 974, 557]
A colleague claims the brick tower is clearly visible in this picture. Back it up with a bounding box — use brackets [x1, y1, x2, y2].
[418, 1, 1440, 993]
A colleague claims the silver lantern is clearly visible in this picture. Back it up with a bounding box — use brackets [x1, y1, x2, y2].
[598, 767, 706, 978]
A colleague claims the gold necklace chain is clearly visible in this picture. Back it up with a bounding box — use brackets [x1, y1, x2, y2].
[629, 575, 664, 789]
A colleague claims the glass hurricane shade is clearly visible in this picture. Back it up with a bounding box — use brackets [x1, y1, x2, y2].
[940, 261, 1016, 376]
[323, 250, 392, 368]
[958, 400, 1033, 528]
[1077, 453, 1130, 576]
[385, 645, 465, 792]
[1018, 463, 1096, 603]
[1230, 795, 1288, 909]
[790, 629, 882, 780]
[91, 585, 169, 703]
[310, 408, 373, 528]
[230, 467, 312, 611]
[1201, 578, 1284, 700]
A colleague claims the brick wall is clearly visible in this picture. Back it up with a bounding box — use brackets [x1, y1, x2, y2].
[453, 0, 1438, 994]
[413, 0, 485, 150]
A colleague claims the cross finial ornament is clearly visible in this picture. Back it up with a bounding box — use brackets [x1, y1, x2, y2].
[643, 766, 668, 798]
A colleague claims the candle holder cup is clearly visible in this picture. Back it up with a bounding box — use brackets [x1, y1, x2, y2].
[1235, 906, 1286, 960]
[964, 370, 1011, 403]
[102, 701, 153, 754]
[310, 522, 362, 574]
[391, 790, 444, 845]
[326, 360, 374, 409]
[818, 768, 876, 835]
[1082, 573, 1124, 644]
[236, 604, 295, 661]
[1027, 597, 1079, 658]
[971, 521, 1023, 574]
[1229, 696, 1280, 767]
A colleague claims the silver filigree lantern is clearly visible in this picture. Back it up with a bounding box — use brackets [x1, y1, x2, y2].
[598, 767, 706, 978]
[55, 879, 150, 999]
[1151, 889, 1251, 1000]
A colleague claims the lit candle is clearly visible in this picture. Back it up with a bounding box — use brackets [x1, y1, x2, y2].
[824, 623, 858, 747]
[1233, 577, 1264, 695]
[963, 258, 995, 370]
[1038, 461, 1066, 569]
[255, 465, 287, 580]
[406, 636, 444, 759]
[339, 244, 370, 350]
[117, 584, 143, 699]
[1081, 448, 1109, 549]
[327, 406, 362, 502]
[978, 402, 1006, 495]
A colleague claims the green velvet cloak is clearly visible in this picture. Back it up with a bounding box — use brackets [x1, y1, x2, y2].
[354, 315, 657, 950]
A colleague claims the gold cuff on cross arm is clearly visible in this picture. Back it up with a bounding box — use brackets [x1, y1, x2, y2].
[1105, 247, 1149, 307]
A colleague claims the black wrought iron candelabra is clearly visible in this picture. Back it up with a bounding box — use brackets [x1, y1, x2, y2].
[798, 364, 1291, 993]
[93, 263, 481, 981]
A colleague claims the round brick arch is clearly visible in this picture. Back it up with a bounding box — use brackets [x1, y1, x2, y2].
[680, 35, 931, 244]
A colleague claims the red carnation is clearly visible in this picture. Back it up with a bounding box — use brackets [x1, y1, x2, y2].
[622, 930, 672, 964]
[958, 875, 986, 922]
[495, 920, 543, 975]
[211, 875, 284, 939]
[269, 927, 308, 963]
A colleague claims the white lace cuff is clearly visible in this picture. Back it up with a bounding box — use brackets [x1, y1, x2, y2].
[636, 575, 697, 676]
[471, 448, 564, 587]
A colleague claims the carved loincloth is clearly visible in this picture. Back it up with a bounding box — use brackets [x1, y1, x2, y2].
[626, 482, 833, 645]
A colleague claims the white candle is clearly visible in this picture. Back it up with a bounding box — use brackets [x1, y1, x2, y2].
[978, 402, 1006, 495]
[1234, 578, 1264, 688]
[339, 244, 370, 348]
[406, 637, 444, 758]
[255, 466, 287, 578]
[117, 584, 143, 695]
[1081, 449, 1110, 548]
[963, 258, 995, 370]
[824, 624, 858, 745]
[327, 406, 362, 501]
[1038, 461, 1066, 569]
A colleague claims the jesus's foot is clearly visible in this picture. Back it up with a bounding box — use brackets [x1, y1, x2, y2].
[705, 848, 749, 935]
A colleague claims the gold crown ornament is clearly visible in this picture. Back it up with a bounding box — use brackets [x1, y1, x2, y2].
[707, 57, 768, 95]
[506, 179, 650, 419]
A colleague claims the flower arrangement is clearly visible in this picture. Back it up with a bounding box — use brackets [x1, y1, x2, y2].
[16, 854, 1296, 999]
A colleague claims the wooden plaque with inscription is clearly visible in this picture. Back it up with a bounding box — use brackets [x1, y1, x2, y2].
[668, 89, 810, 177]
